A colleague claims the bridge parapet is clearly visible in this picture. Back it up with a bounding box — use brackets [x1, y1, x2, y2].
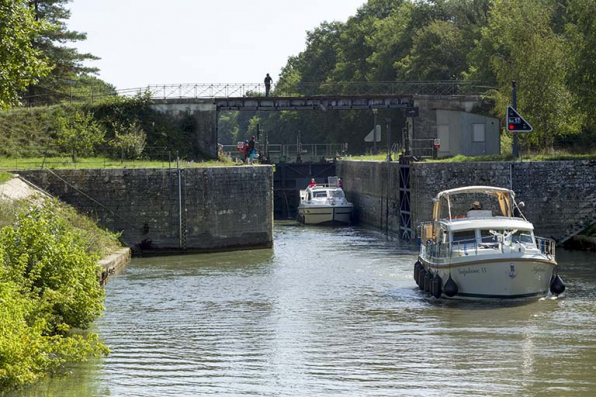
[122, 81, 495, 100]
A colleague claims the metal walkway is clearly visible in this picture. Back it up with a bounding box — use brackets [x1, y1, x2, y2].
[120, 81, 494, 99]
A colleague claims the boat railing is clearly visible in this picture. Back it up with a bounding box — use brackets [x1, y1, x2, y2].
[422, 235, 555, 260]
[309, 183, 342, 189]
[536, 236, 556, 258]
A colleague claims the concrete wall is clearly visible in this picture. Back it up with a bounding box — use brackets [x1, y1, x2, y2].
[436, 110, 500, 157]
[19, 167, 273, 253]
[151, 99, 218, 159]
[410, 95, 495, 158]
[338, 160, 596, 241]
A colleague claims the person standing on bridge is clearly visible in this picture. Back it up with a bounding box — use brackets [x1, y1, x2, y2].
[264, 73, 273, 97]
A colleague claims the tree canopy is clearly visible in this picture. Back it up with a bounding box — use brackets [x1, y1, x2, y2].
[0, 0, 50, 109]
[220, 0, 596, 154]
[25, 0, 110, 105]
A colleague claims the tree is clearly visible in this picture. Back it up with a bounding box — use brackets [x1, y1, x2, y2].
[395, 20, 469, 80]
[0, 0, 50, 109]
[566, 0, 596, 134]
[470, 0, 581, 150]
[25, 0, 102, 105]
[56, 110, 105, 161]
[363, 2, 414, 81]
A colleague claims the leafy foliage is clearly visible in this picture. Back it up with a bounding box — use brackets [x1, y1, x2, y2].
[109, 121, 147, 160]
[471, 0, 581, 148]
[249, 0, 596, 153]
[0, 201, 112, 391]
[56, 110, 105, 161]
[0, 0, 51, 108]
[0, 172, 12, 185]
[24, 0, 104, 106]
[0, 93, 200, 160]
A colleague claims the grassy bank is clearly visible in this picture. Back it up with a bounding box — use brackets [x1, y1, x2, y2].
[348, 151, 596, 162]
[0, 190, 122, 391]
[0, 95, 205, 162]
[0, 156, 235, 171]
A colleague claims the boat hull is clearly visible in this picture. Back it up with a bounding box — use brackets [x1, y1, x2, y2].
[297, 205, 353, 225]
[418, 256, 556, 299]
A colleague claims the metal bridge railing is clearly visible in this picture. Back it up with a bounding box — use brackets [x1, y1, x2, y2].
[16, 81, 495, 106]
[119, 81, 494, 100]
[221, 143, 346, 163]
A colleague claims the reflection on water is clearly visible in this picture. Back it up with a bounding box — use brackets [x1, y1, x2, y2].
[7, 222, 596, 396]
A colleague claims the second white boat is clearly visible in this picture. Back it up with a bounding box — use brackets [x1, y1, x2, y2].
[297, 180, 353, 225]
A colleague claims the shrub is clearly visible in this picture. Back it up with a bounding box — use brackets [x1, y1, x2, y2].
[0, 201, 110, 391]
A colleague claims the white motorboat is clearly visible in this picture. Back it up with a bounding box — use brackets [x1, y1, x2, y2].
[297, 178, 353, 225]
[415, 186, 565, 300]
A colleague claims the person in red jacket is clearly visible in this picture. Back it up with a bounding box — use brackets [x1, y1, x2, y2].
[308, 178, 317, 188]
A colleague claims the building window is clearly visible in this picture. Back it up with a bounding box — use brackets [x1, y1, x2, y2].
[473, 124, 486, 142]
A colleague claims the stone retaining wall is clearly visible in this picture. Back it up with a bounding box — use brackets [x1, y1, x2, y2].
[338, 160, 596, 241]
[19, 166, 274, 253]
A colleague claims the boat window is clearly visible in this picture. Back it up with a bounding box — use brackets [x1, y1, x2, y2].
[313, 191, 328, 198]
[331, 190, 345, 199]
[511, 230, 534, 244]
[452, 230, 476, 243]
[480, 229, 498, 243]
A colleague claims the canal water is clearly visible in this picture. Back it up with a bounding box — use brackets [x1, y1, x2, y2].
[8, 222, 596, 396]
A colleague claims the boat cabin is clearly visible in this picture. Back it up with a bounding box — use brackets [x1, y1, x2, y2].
[420, 186, 555, 259]
[300, 186, 346, 204]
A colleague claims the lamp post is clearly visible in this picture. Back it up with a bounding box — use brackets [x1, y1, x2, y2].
[372, 108, 378, 155]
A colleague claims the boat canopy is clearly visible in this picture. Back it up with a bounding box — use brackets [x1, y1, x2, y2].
[442, 218, 533, 232]
[432, 186, 515, 221]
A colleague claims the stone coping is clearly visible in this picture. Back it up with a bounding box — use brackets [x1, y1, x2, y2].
[98, 248, 131, 285]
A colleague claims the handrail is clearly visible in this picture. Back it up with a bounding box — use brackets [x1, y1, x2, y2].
[17, 81, 496, 106]
[421, 228, 556, 260]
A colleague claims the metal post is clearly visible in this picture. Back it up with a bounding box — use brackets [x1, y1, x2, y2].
[512, 81, 519, 159]
[178, 169, 183, 250]
[372, 108, 378, 155]
[408, 117, 413, 155]
[386, 118, 392, 161]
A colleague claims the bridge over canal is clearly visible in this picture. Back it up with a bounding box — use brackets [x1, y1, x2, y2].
[121, 81, 494, 159]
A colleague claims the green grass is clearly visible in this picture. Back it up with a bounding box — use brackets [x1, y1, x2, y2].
[0, 156, 237, 170]
[427, 152, 596, 162]
[0, 171, 13, 184]
[342, 151, 596, 163]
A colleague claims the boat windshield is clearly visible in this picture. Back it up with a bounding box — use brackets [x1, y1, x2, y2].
[452, 230, 475, 243]
[313, 191, 328, 198]
[331, 190, 345, 199]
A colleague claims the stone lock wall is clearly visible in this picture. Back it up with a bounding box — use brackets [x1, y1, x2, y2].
[338, 160, 596, 241]
[18, 167, 273, 253]
[337, 161, 401, 232]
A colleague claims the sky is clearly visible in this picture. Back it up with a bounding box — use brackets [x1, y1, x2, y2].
[67, 0, 366, 90]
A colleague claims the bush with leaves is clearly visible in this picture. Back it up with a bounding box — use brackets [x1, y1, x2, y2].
[109, 120, 147, 160]
[0, 201, 109, 391]
[56, 110, 105, 161]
